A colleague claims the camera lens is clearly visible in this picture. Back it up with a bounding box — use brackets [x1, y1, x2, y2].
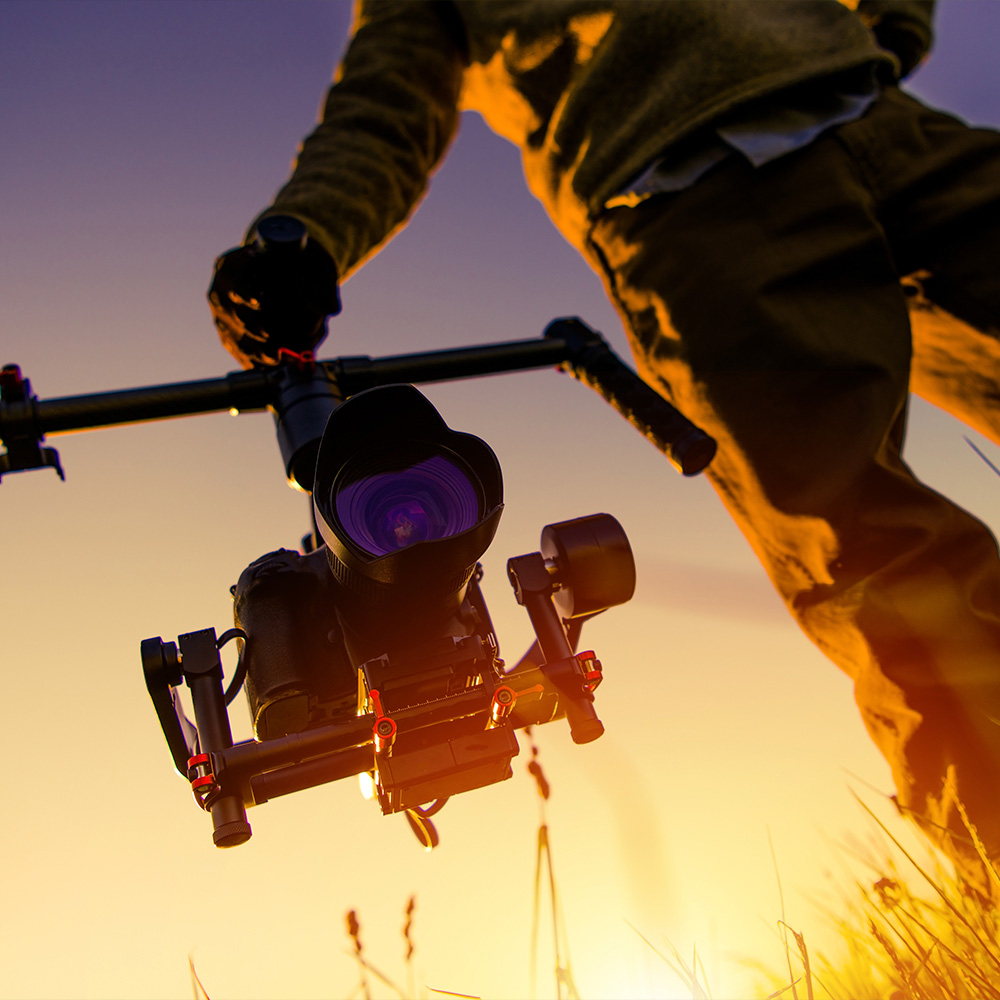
[312, 384, 503, 635]
[334, 447, 483, 557]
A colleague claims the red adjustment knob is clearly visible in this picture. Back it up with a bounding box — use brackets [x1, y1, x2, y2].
[187, 753, 221, 809]
[490, 685, 517, 725]
[576, 651, 603, 692]
[369, 689, 397, 755]
[374, 715, 397, 755]
[191, 774, 219, 806]
[187, 753, 212, 779]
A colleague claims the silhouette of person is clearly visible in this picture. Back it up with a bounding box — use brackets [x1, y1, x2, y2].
[210, 0, 1000, 895]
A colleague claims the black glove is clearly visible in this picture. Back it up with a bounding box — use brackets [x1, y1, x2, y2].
[209, 215, 341, 369]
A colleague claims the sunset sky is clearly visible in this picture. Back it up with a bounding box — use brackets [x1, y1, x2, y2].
[3, 2, 1000, 998]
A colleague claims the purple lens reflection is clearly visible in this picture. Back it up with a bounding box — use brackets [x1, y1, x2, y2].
[334, 449, 482, 557]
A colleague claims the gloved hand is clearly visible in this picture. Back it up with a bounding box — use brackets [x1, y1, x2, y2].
[209, 215, 341, 369]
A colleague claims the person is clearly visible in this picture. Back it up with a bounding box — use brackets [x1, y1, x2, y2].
[209, 0, 1000, 895]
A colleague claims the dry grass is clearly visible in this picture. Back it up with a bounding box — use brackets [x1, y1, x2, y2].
[628, 924, 715, 999]
[186, 791, 1000, 1000]
[751, 800, 1000, 1000]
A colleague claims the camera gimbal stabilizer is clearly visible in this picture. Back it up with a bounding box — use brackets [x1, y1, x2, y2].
[1, 286, 715, 849]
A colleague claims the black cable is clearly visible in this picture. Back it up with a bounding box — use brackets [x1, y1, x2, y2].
[409, 797, 449, 819]
[216, 627, 249, 705]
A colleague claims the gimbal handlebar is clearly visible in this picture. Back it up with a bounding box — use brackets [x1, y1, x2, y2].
[0, 317, 715, 484]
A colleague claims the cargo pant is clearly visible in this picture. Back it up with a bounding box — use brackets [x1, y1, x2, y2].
[586, 85, 1000, 891]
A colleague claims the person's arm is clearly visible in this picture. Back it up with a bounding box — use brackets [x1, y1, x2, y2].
[855, 0, 935, 79]
[210, 1, 468, 368]
[261, 0, 469, 279]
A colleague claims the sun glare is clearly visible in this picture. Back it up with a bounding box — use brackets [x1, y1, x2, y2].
[358, 770, 376, 800]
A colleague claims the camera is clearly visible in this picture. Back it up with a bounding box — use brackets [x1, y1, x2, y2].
[142, 385, 636, 847]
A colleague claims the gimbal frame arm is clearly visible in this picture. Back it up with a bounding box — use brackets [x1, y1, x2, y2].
[0, 317, 715, 484]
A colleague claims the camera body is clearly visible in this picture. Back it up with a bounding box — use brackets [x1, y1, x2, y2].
[234, 541, 519, 815]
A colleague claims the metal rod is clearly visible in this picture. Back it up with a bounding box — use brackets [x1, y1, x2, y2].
[221, 687, 491, 787]
[250, 746, 374, 804]
[3, 338, 571, 440]
[330, 336, 569, 394]
[28, 370, 276, 436]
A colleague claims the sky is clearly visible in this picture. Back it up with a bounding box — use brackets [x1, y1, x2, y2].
[2, 2, 1000, 998]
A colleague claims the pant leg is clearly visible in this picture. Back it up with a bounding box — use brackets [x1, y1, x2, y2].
[585, 98, 1000, 890]
[855, 87, 1000, 446]
[860, 87, 1000, 886]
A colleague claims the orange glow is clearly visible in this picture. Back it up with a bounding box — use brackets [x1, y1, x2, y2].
[2, 3, 997, 999]
[358, 770, 376, 800]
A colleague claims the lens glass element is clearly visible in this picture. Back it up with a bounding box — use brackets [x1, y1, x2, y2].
[334, 447, 483, 557]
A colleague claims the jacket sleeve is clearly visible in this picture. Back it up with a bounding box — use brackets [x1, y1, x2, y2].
[251, 1, 468, 280]
[855, 1, 935, 79]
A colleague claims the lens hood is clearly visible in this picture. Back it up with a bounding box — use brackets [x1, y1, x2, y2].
[313, 385, 503, 619]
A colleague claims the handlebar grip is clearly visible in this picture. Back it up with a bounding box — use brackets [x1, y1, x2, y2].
[560, 689, 605, 744]
[546, 318, 716, 476]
